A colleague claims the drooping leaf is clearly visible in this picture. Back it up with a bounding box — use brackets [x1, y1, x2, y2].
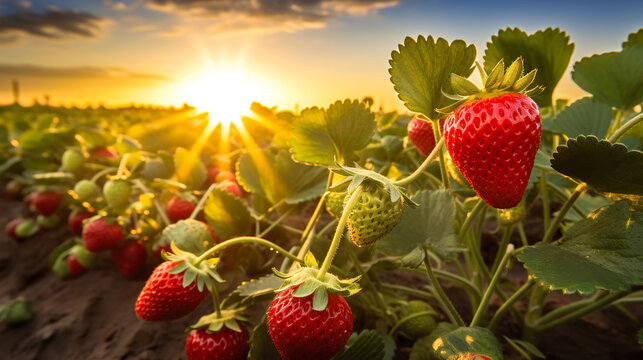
[571, 45, 643, 109]
[204, 187, 252, 240]
[428, 326, 503, 360]
[289, 99, 376, 166]
[518, 201, 643, 294]
[484, 27, 574, 107]
[332, 330, 395, 360]
[553, 97, 613, 139]
[237, 149, 328, 206]
[551, 136, 643, 195]
[378, 190, 459, 260]
[389, 35, 476, 121]
[623, 29, 643, 48]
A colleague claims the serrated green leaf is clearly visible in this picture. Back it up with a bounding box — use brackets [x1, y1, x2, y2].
[623, 29, 643, 48]
[551, 136, 643, 195]
[378, 190, 458, 260]
[332, 330, 395, 360]
[553, 97, 613, 139]
[428, 327, 503, 360]
[174, 147, 207, 189]
[204, 187, 252, 240]
[389, 35, 476, 121]
[235, 274, 283, 298]
[237, 149, 328, 206]
[484, 27, 574, 107]
[312, 286, 328, 311]
[571, 45, 643, 109]
[248, 315, 281, 360]
[518, 201, 643, 294]
[290, 99, 375, 166]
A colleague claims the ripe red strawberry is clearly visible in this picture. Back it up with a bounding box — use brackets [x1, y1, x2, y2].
[268, 286, 353, 360]
[111, 241, 147, 278]
[407, 117, 437, 156]
[83, 218, 123, 252]
[135, 261, 208, 321]
[5, 218, 25, 240]
[92, 147, 118, 159]
[206, 165, 222, 185]
[68, 211, 93, 235]
[444, 93, 540, 208]
[32, 191, 62, 216]
[67, 254, 87, 277]
[166, 196, 196, 223]
[215, 170, 236, 184]
[185, 327, 249, 360]
[219, 180, 241, 198]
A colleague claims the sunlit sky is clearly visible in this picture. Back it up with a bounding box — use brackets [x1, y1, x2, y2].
[0, 0, 641, 111]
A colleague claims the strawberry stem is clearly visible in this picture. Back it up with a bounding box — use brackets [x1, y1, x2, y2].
[431, 120, 451, 190]
[488, 278, 535, 331]
[257, 207, 294, 238]
[189, 183, 218, 220]
[115, 153, 130, 178]
[422, 247, 465, 326]
[210, 279, 222, 318]
[90, 167, 117, 183]
[193, 236, 300, 266]
[394, 138, 444, 186]
[470, 244, 515, 327]
[542, 183, 586, 244]
[608, 111, 643, 143]
[296, 191, 330, 257]
[316, 186, 363, 280]
[491, 225, 512, 275]
[475, 61, 487, 85]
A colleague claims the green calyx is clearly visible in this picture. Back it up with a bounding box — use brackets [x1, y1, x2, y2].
[163, 241, 224, 292]
[497, 196, 527, 226]
[438, 57, 544, 114]
[272, 252, 361, 311]
[187, 307, 249, 334]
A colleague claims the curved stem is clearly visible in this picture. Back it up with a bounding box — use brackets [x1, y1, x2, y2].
[394, 138, 444, 186]
[317, 186, 363, 280]
[542, 183, 586, 243]
[491, 226, 512, 275]
[388, 310, 437, 337]
[381, 283, 434, 299]
[116, 153, 130, 178]
[210, 279, 222, 318]
[534, 292, 628, 332]
[295, 191, 329, 260]
[90, 167, 117, 183]
[347, 247, 393, 322]
[535, 291, 604, 326]
[608, 112, 643, 143]
[257, 208, 294, 238]
[540, 172, 550, 231]
[517, 222, 528, 247]
[470, 244, 514, 327]
[431, 120, 451, 190]
[423, 247, 465, 326]
[189, 183, 217, 220]
[194, 236, 299, 265]
[488, 278, 535, 331]
[411, 268, 481, 304]
[458, 199, 486, 240]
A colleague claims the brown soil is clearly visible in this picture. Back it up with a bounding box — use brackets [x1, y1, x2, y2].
[1, 197, 641, 359]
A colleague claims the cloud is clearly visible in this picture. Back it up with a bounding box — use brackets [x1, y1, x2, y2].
[145, 0, 399, 34]
[0, 6, 109, 42]
[0, 64, 169, 82]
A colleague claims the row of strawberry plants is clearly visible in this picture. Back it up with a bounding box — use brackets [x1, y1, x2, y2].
[2, 27, 643, 359]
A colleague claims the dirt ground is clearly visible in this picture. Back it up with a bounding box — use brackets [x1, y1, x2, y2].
[0, 197, 641, 359]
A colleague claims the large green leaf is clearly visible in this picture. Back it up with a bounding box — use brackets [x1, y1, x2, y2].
[377, 190, 459, 260]
[289, 99, 375, 166]
[332, 330, 395, 360]
[425, 327, 503, 360]
[518, 201, 643, 294]
[204, 187, 252, 240]
[484, 27, 574, 107]
[553, 97, 613, 139]
[389, 36, 476, 121]
[623, 29, 643, 48]
[571, 45, 643, 109]
[174, 147, 207, 190]
[551, 136, 643, 195]
[237, 149, 328, 206]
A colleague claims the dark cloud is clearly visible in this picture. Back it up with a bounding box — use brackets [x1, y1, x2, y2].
[146, 0, 399, 34]
[0, 64, 169, 82]
[0, 7, 109, 41]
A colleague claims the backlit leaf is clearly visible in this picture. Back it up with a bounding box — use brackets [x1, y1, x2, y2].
[553, 97, 613, 139]
[204, 187, 252, 240]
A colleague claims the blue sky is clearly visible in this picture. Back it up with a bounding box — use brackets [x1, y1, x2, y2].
[0, 0, 641, 109]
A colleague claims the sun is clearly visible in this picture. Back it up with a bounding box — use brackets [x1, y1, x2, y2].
[180, 66, 265, 126]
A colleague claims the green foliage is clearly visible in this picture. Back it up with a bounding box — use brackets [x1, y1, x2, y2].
[333, 330, 395, 360]
[571, 45, 643, 109]
[389, 35, 476, 121]
[248, 316, 281, 360]
[623, 29, 643, 48]
[484, 27, 574, 107]
[173, 147, 207, 190]
[551, 136, 643, 195]
[553, 98, 613, 139]
[204, 187, 252, 240]
[518, 201, 643, 294]
[378, 190, 459, 260]
[237, 149, 328, 206]
[289, 99, 376, 166]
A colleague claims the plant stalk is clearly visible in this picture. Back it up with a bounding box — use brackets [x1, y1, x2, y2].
[534, 292, 628, 332]
[608, 111, 643, 143]
[423, 247, 465, 326]
[542, 183, 586, 243]
[470, 244, 515, 327]
[488, 278, 535, 331]
[394, 138, 444, 186]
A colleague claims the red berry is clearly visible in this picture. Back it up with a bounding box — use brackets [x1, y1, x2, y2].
[135, 261, 208, 321]
[111, 241, 147, 278]
[68, 211, 93, 235]
[92, 147, 118, 159]
[166, 196, 196, 223]
[407, 117, 437, 156]
[215, 170, 236, 184]
[185, 327, 249, 360]
[220, 180, 242, 198]
[32, 191, 62, 216]
[5, 218, 25, 240]
[82, 218, 123, 252]
[443, 93, 541, 208]
[268, 286, 353, 360]
[206, 165, 222, 185]
[67, 254, 87, 277]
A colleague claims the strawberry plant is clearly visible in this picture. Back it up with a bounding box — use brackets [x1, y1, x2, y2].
[1, 25, 642, 360]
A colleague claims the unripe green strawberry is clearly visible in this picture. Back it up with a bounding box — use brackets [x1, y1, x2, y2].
[70, 243, 98, 269]
[325, 191, 346, 219]
[103, 179, 131, 209]
[397, 300, 436, 340]
[345, 185, 404, 246]
[15, 219, 39, 238]
[140, 158, 168, 181]
[74, 180, 99, 202]
[62, 149, 84, 172]
[37, 214, 60, 229]
[0, 297, 32, 325]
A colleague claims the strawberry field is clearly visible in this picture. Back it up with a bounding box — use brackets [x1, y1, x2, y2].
[1, 27, 643, 360]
